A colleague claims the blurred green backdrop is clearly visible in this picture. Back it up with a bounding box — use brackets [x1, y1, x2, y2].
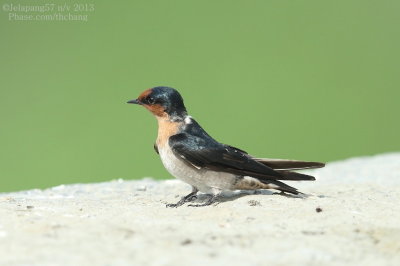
[1, 1, 399, 192]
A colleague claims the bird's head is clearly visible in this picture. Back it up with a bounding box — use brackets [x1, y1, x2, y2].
[128, 86, 187, 120]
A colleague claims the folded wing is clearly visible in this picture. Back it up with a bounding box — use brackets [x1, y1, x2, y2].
[169, 133, 319, 184]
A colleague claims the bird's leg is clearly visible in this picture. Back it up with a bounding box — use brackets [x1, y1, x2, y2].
[188, 193, 221, 207]
[166, 187, 198, 208]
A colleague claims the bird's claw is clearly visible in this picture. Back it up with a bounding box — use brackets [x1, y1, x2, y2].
[187, 195, 220, 207]
[166, 194, 197, 208]
[165, 203, 180, 208]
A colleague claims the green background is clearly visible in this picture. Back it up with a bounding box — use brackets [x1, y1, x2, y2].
[1, 1, 399, 192]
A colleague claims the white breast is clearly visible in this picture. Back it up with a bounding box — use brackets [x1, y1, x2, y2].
[158, 144, 237, 193]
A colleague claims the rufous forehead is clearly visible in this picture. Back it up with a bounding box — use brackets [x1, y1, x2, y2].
[137, 88, 153, 101]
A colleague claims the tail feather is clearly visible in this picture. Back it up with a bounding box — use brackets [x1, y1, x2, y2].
[235, 176, 300, 194]
[276, 170, 316, 181]
[258, 179, 300, 194]
[254, 158, 325, 194]
[255, 158, 325, 170]
[234, 157, 325, 195]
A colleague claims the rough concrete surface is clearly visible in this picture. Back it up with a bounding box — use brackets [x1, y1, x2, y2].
[0, 153, 399, 266]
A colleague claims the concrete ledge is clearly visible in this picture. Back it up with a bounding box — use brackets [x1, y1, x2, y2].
[1, 153, 399, 266]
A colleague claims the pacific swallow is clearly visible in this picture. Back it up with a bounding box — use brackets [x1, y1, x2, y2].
[128, 86, 324, 207]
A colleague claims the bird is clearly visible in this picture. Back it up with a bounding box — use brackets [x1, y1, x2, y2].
[127, 86, 325, 207]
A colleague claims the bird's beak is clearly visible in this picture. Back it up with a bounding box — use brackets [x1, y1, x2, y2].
[127, 99, 141, 105]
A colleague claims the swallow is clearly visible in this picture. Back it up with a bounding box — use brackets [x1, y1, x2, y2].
[128, 86, 325, 207]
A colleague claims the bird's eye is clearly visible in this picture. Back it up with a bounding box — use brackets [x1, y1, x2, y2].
[147, 97, 155, 104]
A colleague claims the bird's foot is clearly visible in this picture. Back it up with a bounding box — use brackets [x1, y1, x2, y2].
[273, 191, 287, 196]
[188, 194, 220, 207]
[166, 191, 198, 208]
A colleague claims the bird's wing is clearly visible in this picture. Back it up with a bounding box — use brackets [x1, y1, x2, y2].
[168, 133, 283, 180]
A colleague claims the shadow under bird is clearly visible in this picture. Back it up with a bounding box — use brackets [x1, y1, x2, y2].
[128, 86, 325, 207]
